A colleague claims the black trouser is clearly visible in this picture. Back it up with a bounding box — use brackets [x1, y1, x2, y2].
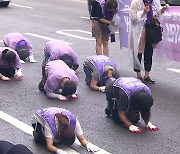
[134, 37, 153, 72]
[106, 87, 140, 124]
[38, 62, 47, 93]
[0, 67, 15, 78]
[83, 63, 92, 86]
[32, 123, 46, 145]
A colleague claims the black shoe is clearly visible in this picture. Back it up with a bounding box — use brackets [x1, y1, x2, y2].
[144, 77, 155, 84]
[137, 77, 144, 82]
[38, 80, 45, 92]
[105, 108, 111, 117]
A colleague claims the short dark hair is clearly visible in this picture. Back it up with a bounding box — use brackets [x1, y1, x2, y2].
[105, 0, 118, 10]
[62, 80, 76, 96]
[60, 127, 75, 146]
[131, 90, 153, 112]
[16, 46, 29, 60]
[2, 49, 16, 66]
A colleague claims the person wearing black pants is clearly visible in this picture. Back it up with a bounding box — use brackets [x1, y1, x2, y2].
[134, 37, 154, 84]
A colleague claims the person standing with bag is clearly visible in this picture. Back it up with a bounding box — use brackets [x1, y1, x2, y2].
[128, 0, 169, 84]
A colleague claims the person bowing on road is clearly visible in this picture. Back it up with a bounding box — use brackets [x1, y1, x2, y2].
[31, 107, 99, 154]
[105, 77, 159, 133]
[83, 55, 119, 92]
[0, 47, 23, 81]
[43, 39, 79, 71]
[38, 60, 78, 101]
[3, 32, 37, 64]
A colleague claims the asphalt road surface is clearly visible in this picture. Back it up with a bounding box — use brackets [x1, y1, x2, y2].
[0, 0, 180, 154]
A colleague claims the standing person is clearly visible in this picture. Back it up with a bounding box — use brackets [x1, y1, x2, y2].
[3, 32, 37, 63]
[91, 0, 118, 56]
[38, 60, 78, 101]
[83, 55, 119, 92]
[43, 40, 79, 71]
[31, 107, 99, 154]
[0, 140, 33, 154]
[105, 77, 159, 133]
[0, 47, 23, 81]
[128, 0, 169, 83]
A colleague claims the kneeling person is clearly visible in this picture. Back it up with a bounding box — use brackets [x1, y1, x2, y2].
[44, 40, 79, 71]
[105, 77, 159, 133]
[32, 107, 99, 154]
[3, 32, 37, 63]
[38, 60, 78, 101]
[83, 55, 119, 92]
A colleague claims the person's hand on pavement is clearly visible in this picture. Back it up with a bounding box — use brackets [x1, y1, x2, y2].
[99, 86, 106, 93]
[71, 94, 78, 99]
[1, 76, 11, 81]
[58, 95, 68, 101]
[129, 124, 143, 133]
[146, 122, 159, 131]
[85, 142, 99, 153]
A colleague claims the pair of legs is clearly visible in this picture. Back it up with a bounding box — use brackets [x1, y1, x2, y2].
[92, 20, 110, 56]
[105, 99, 140, 124]
[0, 67, 15, 78]
[134, 37, 154, 83]
[32, 123, 46, 145]
[44, 51, 76, 70]
[83, 61, 92, 86]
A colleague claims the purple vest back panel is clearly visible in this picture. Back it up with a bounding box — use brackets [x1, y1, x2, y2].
[36, 107, 76, 143]
[113, 77, 151, 100]
[87, 55, 117, 86]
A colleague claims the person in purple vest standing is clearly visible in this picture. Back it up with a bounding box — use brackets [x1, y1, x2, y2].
[105, 77, 159, 133]
[38, 60, 78, 101]
[31, 107, 99, 154]
[91, 0, 118, 56]
[0, 47, 23, 81]
[83, 55, 119, 92]
[43, 40, 79, 71]
[3, 32, 37, 64]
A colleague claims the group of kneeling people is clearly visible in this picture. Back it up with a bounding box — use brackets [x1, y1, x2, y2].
[0, 33, 159, 154]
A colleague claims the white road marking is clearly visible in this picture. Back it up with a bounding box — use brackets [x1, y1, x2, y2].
[56, 30, 95, 41]
[80, 16, 90, 20]
[65, 0, 86, 3]
[24, 33, 72, 45]
[166, 68, 180, 73]
[0, 111, 110, 154]
[0, 111, 34, 136]
[10, 3, 33, 9]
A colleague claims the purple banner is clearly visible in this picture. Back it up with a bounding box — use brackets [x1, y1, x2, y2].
[155, 6, 180, 62]
[118, 0, 131, 48]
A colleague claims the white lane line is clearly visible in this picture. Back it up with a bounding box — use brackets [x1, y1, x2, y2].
[0, 111, 110, 154]
[56, 30, 95, 41]
[166, 68, 180, 73]
[0, 111, 34, 136]
[24, 33, 72, 45]
[0, 111, 79, 154]
[80, 16, 90, 20]
[10, 3, 33, 9]
[66, 0, 86, 3]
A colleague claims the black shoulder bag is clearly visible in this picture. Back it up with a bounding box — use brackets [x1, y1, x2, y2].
[145, 17, 163, 44]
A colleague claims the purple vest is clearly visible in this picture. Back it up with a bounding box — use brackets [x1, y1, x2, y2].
[87, 55, 117, 86]
[113, 77, 151, 100]
[36, 107, 76, 143]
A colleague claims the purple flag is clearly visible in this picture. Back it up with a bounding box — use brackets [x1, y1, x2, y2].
[118, 0, 131, 48]
[155, 6, 180, 62]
